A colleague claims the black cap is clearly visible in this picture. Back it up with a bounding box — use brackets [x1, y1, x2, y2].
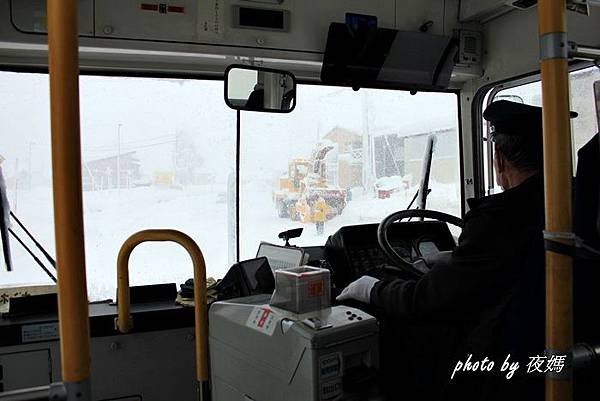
[483, 100, 578, 137]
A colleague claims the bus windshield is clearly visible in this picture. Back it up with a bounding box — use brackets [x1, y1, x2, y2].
[0, 71, 460, 302]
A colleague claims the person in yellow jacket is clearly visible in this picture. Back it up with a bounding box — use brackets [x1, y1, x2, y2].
[312, 196, 331, 235]
[295, 196, 311, 223]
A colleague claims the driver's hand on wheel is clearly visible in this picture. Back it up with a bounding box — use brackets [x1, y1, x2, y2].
[336, 276, 380, 304]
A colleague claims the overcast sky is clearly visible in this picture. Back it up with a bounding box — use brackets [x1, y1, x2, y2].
[0, 71, 458, 185]
[2, 67, 598, 185]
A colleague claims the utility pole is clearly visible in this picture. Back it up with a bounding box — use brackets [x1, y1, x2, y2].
[117, 123, 122, 193]
[361, 91, 374, 193]
[174, 130, 179, 185]
[13, 158, 19, 213]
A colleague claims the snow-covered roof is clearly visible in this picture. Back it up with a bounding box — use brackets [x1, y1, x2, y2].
[373, 124, 456, 139]
[84, 151, 137, 164]
[323, 126, 361, 143]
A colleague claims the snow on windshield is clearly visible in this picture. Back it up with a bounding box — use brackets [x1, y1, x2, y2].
[0, 72, 460, 301]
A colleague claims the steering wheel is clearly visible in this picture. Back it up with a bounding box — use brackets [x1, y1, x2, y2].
[377, 209, 465, 278]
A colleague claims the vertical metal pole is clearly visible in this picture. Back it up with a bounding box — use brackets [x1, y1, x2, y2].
[47, 0, 92, 399]
[236, 109, 241, 262]
[537, 1, 573, 400]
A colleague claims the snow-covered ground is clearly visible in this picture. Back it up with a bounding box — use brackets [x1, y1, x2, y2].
[1, 181, 460, 301]
[242, 181, 461, 256]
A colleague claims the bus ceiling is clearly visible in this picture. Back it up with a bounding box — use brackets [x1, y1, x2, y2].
[0, 1, 597, 87]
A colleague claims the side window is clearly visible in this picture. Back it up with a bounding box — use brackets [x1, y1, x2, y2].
[483, 66, 600, 194]
[571, 68, 600, 154]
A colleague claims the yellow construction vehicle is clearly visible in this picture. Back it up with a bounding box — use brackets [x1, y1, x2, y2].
[273, 145, 347, 221]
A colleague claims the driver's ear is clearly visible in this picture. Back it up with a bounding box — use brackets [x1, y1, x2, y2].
[494, 145, 506, 174]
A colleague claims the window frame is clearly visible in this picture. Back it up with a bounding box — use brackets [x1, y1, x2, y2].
[472, 61, 598, 198]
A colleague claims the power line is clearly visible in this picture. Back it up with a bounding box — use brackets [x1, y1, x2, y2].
[84, 139, 176, 157]
[84, 134, 175, 152]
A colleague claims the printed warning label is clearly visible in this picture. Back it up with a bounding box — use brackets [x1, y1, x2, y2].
[246, 306, 278, 336]
[198, 0, 224, 38]
[22, 322, 59, 343]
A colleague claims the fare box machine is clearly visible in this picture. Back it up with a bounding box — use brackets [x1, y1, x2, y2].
[209, 266, 380, 401]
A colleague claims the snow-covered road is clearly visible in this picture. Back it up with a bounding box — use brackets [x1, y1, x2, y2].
[1, 182, 460, 301]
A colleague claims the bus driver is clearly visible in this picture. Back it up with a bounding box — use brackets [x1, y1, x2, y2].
[337, 100, 578, 400]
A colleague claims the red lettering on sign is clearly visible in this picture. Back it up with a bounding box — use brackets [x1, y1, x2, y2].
[140, 3, 185, 14]
[140, 3, 159, 11]
[167, 5, 185, 13]
[257, 308, 271, 328]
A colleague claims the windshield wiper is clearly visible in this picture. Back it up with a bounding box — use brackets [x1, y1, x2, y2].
[415, 135, 436, 214]
[0, 165, 12, 272]
[0, 161, 57, 280]
[406, 188, 432, 209]
[406, 135, 436, 222]
[8, 226, 57, 282]
[8, 211, 57, 282]
[10, 211, 56, 269]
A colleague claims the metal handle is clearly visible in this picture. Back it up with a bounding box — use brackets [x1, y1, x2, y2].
[115, 229, 210, 390]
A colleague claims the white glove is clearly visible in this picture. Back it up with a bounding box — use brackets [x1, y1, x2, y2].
[336, 276, 380, 304]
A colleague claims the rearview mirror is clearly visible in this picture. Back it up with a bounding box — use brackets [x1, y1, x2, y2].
[224, 65, 296, 113]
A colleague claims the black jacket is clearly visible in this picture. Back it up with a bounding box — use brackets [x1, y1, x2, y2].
[371, 174, 546, 400]
[371, 173, 544, 323]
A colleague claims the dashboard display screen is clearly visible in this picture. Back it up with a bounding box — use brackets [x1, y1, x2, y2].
[418, 241, 440, 257]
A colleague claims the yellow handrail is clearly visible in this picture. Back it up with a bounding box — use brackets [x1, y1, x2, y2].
[115, 229, 209, 388]
[47, 0, 92, 397]
[537, 1, 573, 400]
